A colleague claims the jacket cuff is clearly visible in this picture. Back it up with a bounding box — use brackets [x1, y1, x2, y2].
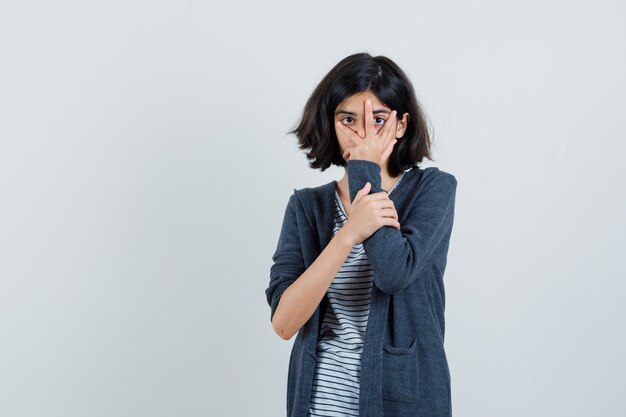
[348, 159, 384, 203]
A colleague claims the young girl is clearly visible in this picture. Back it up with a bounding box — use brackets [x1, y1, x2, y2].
[265, 52, 458, 417]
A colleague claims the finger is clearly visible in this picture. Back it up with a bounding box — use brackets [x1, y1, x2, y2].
[342, 146, 353, 160]
[373, 199, 398, 217]
[387, 111, 399, 142]
[379, 110, 397, 151]
[378, 110, 396, 139]
[364, 99, 374, 142]
[381, 139, 398, 162]
[380, 216, 401, 230]
[382, 212, 401, 228]
[336, 121, 364, 146]
[380, 127, 398, 159]
[352, 182, 371, 204]
[336, 120, 361, 144]
[381, 206, 398, 221]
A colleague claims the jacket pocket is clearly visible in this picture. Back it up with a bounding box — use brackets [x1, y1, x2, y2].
[381, 337, 419, 403]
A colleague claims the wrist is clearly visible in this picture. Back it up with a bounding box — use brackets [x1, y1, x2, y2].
[336, 226, 357, 248]
[348, 157, 381, 167]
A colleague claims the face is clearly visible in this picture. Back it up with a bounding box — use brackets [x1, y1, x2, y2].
[334, 91, 410, 160]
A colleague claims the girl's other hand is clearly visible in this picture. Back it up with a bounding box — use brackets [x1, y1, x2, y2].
[342, 182, 400, 246]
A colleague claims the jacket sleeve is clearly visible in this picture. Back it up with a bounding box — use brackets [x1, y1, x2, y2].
[347, 159, 457, 294]
[265, 191, 306, 323]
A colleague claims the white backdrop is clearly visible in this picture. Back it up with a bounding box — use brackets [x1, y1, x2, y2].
[1, 1, 625, 416]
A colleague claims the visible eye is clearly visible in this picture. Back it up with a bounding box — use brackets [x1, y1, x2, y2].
[339, 116, 386, 126]
[340, 116, 353, 125]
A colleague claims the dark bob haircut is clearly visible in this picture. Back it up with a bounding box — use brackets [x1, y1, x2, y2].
[288, 52, 434, 177]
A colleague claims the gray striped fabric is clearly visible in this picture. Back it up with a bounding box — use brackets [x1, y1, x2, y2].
[307, 170, 408, 417]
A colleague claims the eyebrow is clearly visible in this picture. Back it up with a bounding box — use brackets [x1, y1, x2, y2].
[335, 108, 391, 116]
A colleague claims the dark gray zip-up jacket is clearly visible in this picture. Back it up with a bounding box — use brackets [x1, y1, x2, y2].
[265, 159, 458, 417]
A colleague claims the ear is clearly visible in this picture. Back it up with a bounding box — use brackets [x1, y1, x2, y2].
[395, 112, 410, 139]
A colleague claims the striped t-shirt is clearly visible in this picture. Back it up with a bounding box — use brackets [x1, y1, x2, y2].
[307, 170, 409, 417]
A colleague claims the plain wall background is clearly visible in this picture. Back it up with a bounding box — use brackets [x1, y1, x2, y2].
[1, 1, 625, 416]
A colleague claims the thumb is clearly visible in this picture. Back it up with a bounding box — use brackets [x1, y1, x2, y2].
[353, 182, 371, 204]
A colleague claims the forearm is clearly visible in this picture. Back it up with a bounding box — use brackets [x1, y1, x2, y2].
[272, 227, 355, 340]
[346, 159, 457, 294]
